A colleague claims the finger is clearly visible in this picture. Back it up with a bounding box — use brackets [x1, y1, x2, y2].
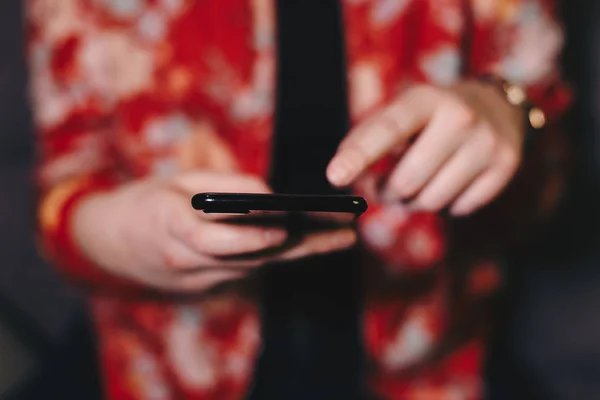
[176, 220, 288, 257]
[384, 101, 476, 200]
[275, 228, 357, 261]
[198, 209, 287, 223]
[161, 239, 268, 271]
[198, 211, 259, 222]
[161, 239, 215, 270]
[327, 86, 439, 187]
[449, 151, 520, 216]
[206, 211, 357, 227]
[304, 211, 356, 223]
[170, 171, 272, 197]
[409, 124, 495, 212]
[176, 270, 248, 292]
[170, 198, 289, 256]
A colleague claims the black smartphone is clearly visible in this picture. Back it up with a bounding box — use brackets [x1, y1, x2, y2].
[191, 194, 367, 258]
[192, 193, 368, 232]
[191, 193, 368, 216]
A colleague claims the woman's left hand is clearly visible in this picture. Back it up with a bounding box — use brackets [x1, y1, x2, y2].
[326, 81, 527, 217]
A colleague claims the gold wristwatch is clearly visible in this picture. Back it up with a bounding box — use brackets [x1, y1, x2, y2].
[480, 75, 546, 130]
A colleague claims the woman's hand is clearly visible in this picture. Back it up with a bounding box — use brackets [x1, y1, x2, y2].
[72, 171, 357, 292]
[327, 82, 526, 216]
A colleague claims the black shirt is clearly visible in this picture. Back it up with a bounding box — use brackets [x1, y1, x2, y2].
[249, 1, 365, 399]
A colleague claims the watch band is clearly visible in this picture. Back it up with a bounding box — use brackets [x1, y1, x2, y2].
[479, 75, 546, 130]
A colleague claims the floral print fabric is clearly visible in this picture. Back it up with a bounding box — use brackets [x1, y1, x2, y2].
[27, 0, 570, 398]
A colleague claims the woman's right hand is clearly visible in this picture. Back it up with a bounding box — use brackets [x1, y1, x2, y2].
[70, 171, 357, 292]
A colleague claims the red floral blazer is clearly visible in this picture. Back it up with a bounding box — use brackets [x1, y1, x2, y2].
[27, 0, 570, 399]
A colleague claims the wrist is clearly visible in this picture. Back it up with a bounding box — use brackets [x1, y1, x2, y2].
[68, 187, 152, 293]
[478, 75, 546, 131]
[71, 192, 115, 264]
[38, 173, 146, 292]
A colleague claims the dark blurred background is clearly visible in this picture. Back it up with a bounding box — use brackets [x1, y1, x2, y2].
[0, 0, 598, 399]
[488, 1, 600, 399]
[0, 1, 99, 398]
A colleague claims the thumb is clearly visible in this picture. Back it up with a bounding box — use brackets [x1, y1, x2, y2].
[170, 171, 272, 197]
[169, 171, 273, 221]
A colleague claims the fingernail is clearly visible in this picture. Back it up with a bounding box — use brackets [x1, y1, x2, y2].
[327, 162, 351, 187]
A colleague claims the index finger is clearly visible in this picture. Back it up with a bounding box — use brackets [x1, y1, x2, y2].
[326, 86, 438, 187]
[205, 211, 356, 228]
[304, 211, 356, 223]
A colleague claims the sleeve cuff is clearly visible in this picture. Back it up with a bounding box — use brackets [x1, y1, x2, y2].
[38, 172, 148, 296]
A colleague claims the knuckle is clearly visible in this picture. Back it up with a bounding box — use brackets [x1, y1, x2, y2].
[476, 127, 498, 155]
[449, 101, 477, 127]
[374, 114, 401, 140]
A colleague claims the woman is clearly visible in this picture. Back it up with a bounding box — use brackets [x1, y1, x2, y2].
[27, 0, 570, 398]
